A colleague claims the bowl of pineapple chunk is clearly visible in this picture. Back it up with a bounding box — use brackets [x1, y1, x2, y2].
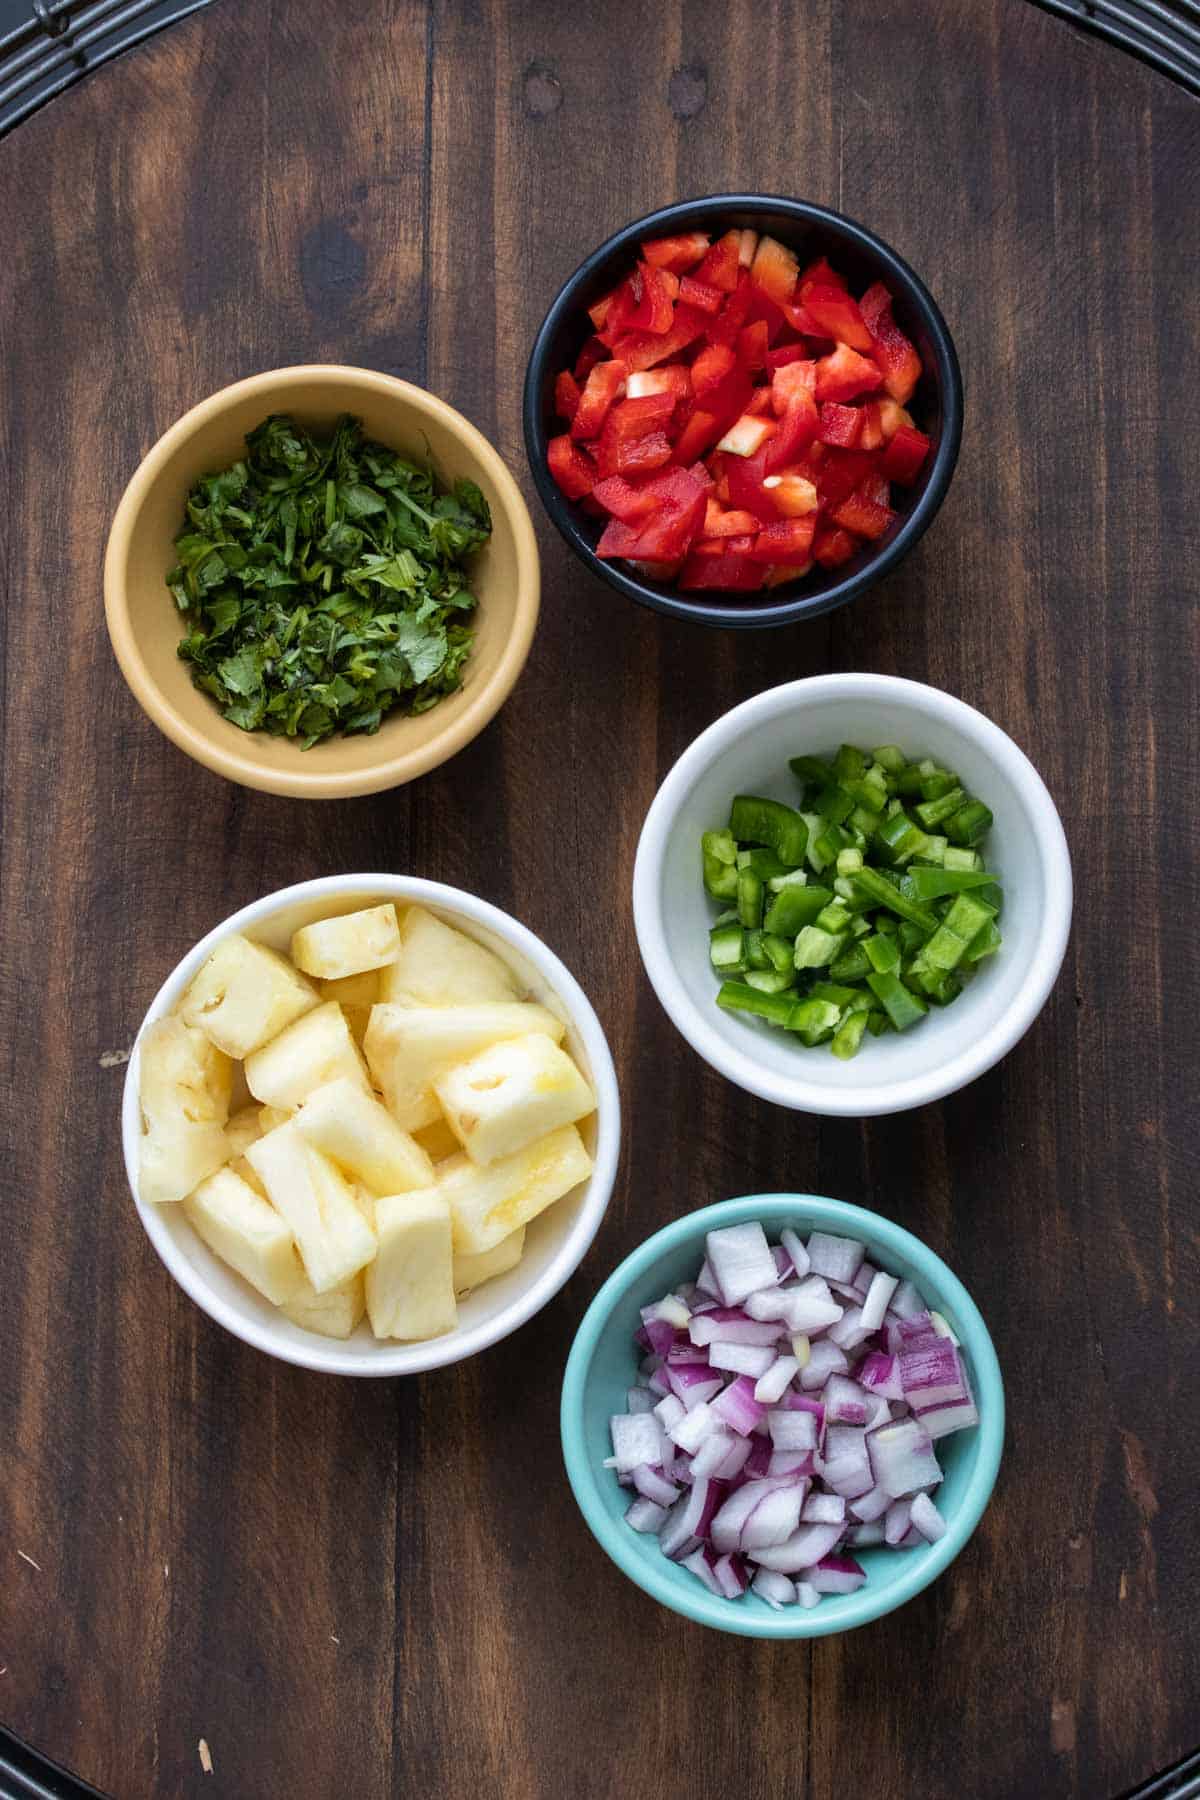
[122, 876, 620, 1374]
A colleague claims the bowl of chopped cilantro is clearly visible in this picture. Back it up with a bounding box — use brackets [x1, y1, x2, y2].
[105, 367, 540, 796]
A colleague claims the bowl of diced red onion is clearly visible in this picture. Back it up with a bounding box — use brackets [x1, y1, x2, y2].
[561, 1193, 1003, 1636]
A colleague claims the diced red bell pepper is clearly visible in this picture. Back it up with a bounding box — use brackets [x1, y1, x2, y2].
[703, 501, 761, 537]
[858, 400, 887, 451]
[598, 427, 674, 479]
[876, 396, 916, 439]
[744, 387, 774, 417]
[597, 275, 642, 346]
[626, 364, 692, 407]
[690, 536, 730, 557]
[678, 275, 724, 314]
[746, 516, 818, 565]
[800, 256, 848, 290]
[813, 526, 860, 569]
[737, 320, 770, 372]
[763, 392, 820, 472]
[692, 343, 737, 398]
[765, 342, 811, 372]
[741, 287, 788, 344]
[880, 423, 931, 483]
[688, 460, 716, 492]
[595, 516, 647, 559]
[587, 291, 614, 332]
[574, 336, 608, 381]
[859, 282, 922, 403]
[780, 298, 829, 338]
[800, 283, 873, 352]
[723, 445, 779, 524]
[702, 365, 754, 435]
[749, 234, 799, 305]
[671, 407, 721, 465]
[554, 370, 581, 422]
[603, 392, 676, 441]
[640, 231, 711, 273]
[814, 343, 884, 403]
[692, 229, 742, 293]
[610, 303, 707, 371]
[547, 434, 596, 501]
[678, 550, 766, 591]
[570, 359, 627, 439]
[627, 261, 677, 334]
[859, 468, 892, 508]
[626, 466, 709, 559]
[817, 448, 876, 508]
[830, 486, 896, 539]
[704, 271, 755, 347]
[761, 473, 819, 516]
[716, 413, 777, 457]
[770, 358, 817, 416]
[818, 401, 863, 448]
[592, 475, 662, 523]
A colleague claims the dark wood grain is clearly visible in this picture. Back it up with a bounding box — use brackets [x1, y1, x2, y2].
[1, 2, 1197, 1795]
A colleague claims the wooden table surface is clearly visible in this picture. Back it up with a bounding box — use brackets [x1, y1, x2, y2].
[2, 1, 1197, 1795]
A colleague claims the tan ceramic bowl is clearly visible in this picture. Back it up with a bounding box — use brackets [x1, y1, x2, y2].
[104, 366, 540, 798]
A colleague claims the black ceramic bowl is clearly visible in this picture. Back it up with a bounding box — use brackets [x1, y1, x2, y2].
[523, 195, 963, 630]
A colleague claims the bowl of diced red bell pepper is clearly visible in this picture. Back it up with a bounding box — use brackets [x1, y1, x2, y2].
[523, 196, 963, 629]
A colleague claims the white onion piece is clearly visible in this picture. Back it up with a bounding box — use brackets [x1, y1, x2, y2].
[868, 1419, 943, 1497]
[626, 1386, 657, 1414]
[668, 1402, 722, 1454]
[689, 1429, 738, 1481]
[740, 1481, 808, 1553]
[710, 1480, 782, 1554]
[849, 1484, 891, 1523]
[889, 1279, 926, 1318]
[712, 1436, 754, 1482]
[780, 1228, 810, 1278]
[859, 1270, 899, 1331]
[884, 1499, 913, 1546]
[713, 1552, 748, 1598]
[910, 1492, 948, 1542]
[799, 1339, 848, 1390]
[796, 1580, 820, 1609]
[806, 1232, 865, 1285]
[801, 1493, 846, 1525]
[753, 1520, 844, 1572]
[751, 1568, 797, 1609]
[828, 1305, 873, 1351]
[767, 1408, 818, 1452]
[652, 1393, 685, 1432]
[708, 1340, 777, 1378]
[705, 1223, 777, 1306]
[681, 1547, 723, 1594]
[625, 1498, 668, 1534]
[633, 1464, 680, 1507]
[754, 1355, 800, 1404]
[607, 1413, 666, 1473]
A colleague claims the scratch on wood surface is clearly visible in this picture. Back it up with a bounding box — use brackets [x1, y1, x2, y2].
[198, 1738, 213, 1775]
[1119, 1569, 1129, 1601]
[98, 1047, 131, 1067]
[1120, 1431, 1159, 1521]
[1051, 1699, 1076, 1755]
[16, 1551, 42, 1571]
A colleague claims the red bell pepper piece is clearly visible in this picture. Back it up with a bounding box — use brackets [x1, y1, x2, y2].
[746, 516, 817, 564]
[723, 445, 779, 523]
[678, 549, 766, 591]
[780, 298, 830, 338]
[690, 536, 730, 557]
[859, 282, 922, 403]
[597, 275, 642, 346]
[625, 364, 692, 409]
[627, 262, 677, 335]
[814, 343, 884, 403]
[598, 428, 674, 479]
[692, 342, 737, 398]
[770, 359, 817, 416]
[671, 407, 721, 465]
[744, 387, 774, 417]
[813, 526, 860, 569]
[570, 360, 627, 439]
[587, 291, 615, 332]
[765, 342, 811, 372]
[595, 516, 647, 559]
[859, 469, 892, 508]
[610, 302, 707, 371]
[737, 320, 770, 372]
[800, 283, 873, 352]
[640, 231, 710, 273]
[830, 486, 896, 540]
[880, 423, 931, 483]
[749, 234, 799, 305]
[602, 392, 676, 443]
[704, 271, 755, 347]
[692, 229, 742, 293]
[818, 401, 863, 448]
[741, 287, 788, 344]
[857, 400, 887, 451]
[592, 476, 662, 523]
[688, 460, 716, 492]
[677, 275, 724, 314]
[554, 370, 581, 422]
[800, 256, 847, 290]
[547, 435, 596, 501]
[703, 501, 762, 538]
[574, 336, 608, 382]
[763, 391, 820, 472]
[817, 449, 876, 508]
[761, 472, 819, 516]
[876, 396, 916, 439]
[626, 467, 709, 559]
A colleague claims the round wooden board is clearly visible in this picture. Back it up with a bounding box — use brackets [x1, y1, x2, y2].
[1, 2, 1197, 1795]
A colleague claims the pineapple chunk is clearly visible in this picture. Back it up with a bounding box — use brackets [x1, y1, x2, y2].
[317, 970, 380, 1045]
[183, 1166, 302, 1306]
[294, 1077, 435, 1194]
[137, 1017, 232, 1204]
[378, 906, 520, 1007]
[245, 1122, 376, 1293]
[412, 1116, 462, 1163]
[225, 1104, 263, 1161]
[453, 1227, 526, 1296]
[280, 1264, 367, 1339]
[179, 932, 318, 1058]
[258, 1105, 292, 1134]
[244, 1002, 370, 1111]
[438, 1124, 593, 1255]
[291, 904, 401, 980]
[433, 1032, 594, 1166]
[365, 1191, 456, 1340]
[363, 1002, 564, 1132]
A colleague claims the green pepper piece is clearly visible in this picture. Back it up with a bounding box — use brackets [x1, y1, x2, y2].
[737, 867, 765, 929]
[716, 981, 797, 1027]
[915, 786, 967, 829]
[966, 919, 1003, 963]
[849, 865, 939, 932]
[809, 981, 860, 1008]
[903, 866, 999, 901]
[788, 755, 833, 789]
[767, 867, 809, 895]
[946, 801, 994, 846]
[893, 763, 927, 796]
[743, 928, 770, 970]
[943, 892, 997, 941]
[917, 769, 959, 803]
[871, 745, 907, 775]
[832, 744, 866, 784]
[867, 1010, 892, 1036]
[873, 810, 929, 866]
[866, 970, 929, 1031]
[729, 795, 809, 867]
[709, 922, 747, 973]
[702, 829, 739, 899]
[864, 932, 901, 975]
[829, 943, 872, 983]
[897, 920, 926, 954]
[764, 884, 832, 937]
[943, 846, 982, 872]
[743, 966, 798, 995]
[761, 933, 796, 975]
[815, 901, 852, 934]
[787, 998, 843, 1045]
[737, 847, 790, 881]
[793, 925, 847, 969]
[831, 1009, 869, 1061]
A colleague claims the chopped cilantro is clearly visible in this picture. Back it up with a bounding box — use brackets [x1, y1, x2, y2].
[168, 413, 491, 747]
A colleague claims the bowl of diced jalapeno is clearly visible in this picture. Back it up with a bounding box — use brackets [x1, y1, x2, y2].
[632, 676, 1072, 1117]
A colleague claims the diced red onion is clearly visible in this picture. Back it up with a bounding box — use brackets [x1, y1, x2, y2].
[858, 1351, 904, 1400]
[801, 1493, 846, 1525]
[632, 1464, 680, 1506]
[751, 1568, 797, 1608]
[799, 1339, 849, 1391]
[884, 1499, 912, 1546]
[828, 1305, 873, 1352]
[910, 1492, 948, 1542]
[780, 1228, 810, 1279]
[917, 1394, 980, 1439]
[849, 1484, 891, 1522]
[822, 1374, 869, 1426]
[900, 1336, 970, 1408]
[767, 1448, 815, 1479]
[771, 1245, 791, 1280]
[638, 1316, 677, 1359]
[712, 1435, 754, 1482]
[808, 1554, 866, 1595]
[647, 1365, 671, 1396]
[647, 1294, 691, 1330]
[859, 1270, 899, 1332]
[889, 1279, 926, 1319]
[681, 1546, 723, 1594]
[713, 1552, 748, 1598]
[625, 1497, 669, 1533]
[864, 1393, 891, 1430]
[689, 1428, 738, 1481]
[805, 1231, 865, 1286]
[930, 1309, 960, 1344]
[851, 1261, 877, 1298]
[741, 1480, 808, 1553]
[743, 1438, 772, 1479]
[652, 1393, 685, 1432]
[796, 1580, 820, 1608]
[607, 1412, 667, 1474]
[753, 1520, 844, 1572]
[820, 1425, 874, 1499]
[689, 1308, 781, 1348]
[767, 1408, 819, 1452]
[896, 1526, 925, 1549]
[659, 1476, 722, 1560]
[695, 1258, 718, 1297]
[665, 1364, 724, 1410]
[754, 1355, 800, 1404]
[708, 1340, 777, 1379]
[626, 1386, 657, 1414]
[846, 1521, 886, 1547]
[706, 1223, 778, 1306]
[669, 1402, 724, 1455]
[711, 1374, 766, 1437]
[711, 1480, 780, 1554]
[665, 1338, 708, 1365]
[867, 1419, 943, 1498]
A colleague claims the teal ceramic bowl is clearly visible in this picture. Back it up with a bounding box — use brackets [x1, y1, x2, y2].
[561, 1194, 1004, 1637]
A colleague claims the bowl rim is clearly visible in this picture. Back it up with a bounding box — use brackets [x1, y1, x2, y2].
[560, 1191, 1005, 1638]
[104, 364, 541, 798]
[523, 193, 963, 630]
[632, 674, 1073, 1115]
[122, 873, 621, 1375]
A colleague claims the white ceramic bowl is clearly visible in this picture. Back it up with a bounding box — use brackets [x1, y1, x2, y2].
[122, 875, 621, 1375]
[633, 676, 1072, 1117]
